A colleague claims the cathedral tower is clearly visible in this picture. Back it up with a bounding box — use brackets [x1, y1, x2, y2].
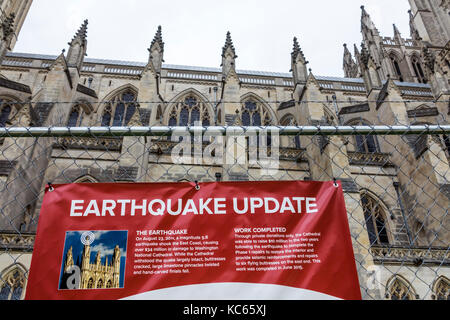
[343, 43, 359, 78]
[408, 0, 450, 46]
[0, 0, 33, 63]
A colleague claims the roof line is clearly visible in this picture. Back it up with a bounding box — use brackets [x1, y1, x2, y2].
[5, 51, 428, 87]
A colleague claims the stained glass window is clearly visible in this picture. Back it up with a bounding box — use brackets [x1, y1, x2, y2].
[101, 90, 137, 126]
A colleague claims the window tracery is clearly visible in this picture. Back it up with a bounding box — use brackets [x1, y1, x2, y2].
[241, 99, 272, 126]
[0, 267, 26, 300]
[433, 277, 449, 300]
[411, 56, 427, 83]
[361, 192, 390, 245]
[280, 114, 301, 149]
[386, 277, 416, 300]
[168, 95, 211, 126]
[390, 53, 404, 82]
[0, 98, 16, 127]
[348, 120, 379, 153]
[67, 105, 85, 127]
[101, 90, 137, 127]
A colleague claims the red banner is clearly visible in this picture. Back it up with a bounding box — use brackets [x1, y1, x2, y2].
[25, 180, 361, 300]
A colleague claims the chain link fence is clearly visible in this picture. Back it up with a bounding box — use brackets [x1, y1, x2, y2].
[0, 114, 448, 300]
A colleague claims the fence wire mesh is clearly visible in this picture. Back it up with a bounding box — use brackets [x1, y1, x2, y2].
[0, 111, 449, 300]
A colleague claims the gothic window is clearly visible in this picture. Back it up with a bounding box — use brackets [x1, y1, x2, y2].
[87, 278, 94, 289]
[0, 99, 14, 127]
[168, 95, 211, 126]
[386, 277, 416, 300]
[433, 277, 450, 300]
[361, 193, 390, 246]
[0, 267, 26, 300]
[106, 280, 112, 289]
[241, 98, 274, 148]
[411, 56, 427, 83]
[390, 54, 404, 82]
[101, 90, 137, 127]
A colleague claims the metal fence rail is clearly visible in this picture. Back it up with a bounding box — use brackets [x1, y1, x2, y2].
[0, 125, 449, 300]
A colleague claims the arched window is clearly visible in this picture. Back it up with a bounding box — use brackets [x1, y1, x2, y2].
[106, 280, 112, 289]
[168, 95, 211, 126]
[241, 98, 274, 148]
[101, 90, 137, 127]
[390, 54, 404, 82]
[386, 277, 416, 300]
[0, 266, 26, 300]
[411, 56, 427, 84]
[433, 276, 449, 300]
[0, 98, 15, 127]
[67, 105, 85, 127]
[97, 279, 104, 289]
[361, 192, 390, 246]
[348, 120, 379, 153]
[241, 99, 272, 126]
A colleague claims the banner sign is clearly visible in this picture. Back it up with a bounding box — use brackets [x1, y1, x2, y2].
[25, 180, 362, 300]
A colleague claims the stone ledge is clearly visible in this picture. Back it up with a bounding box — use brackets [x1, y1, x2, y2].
[0, 232, 35, 251]
[370, 245, 450, 266]
[348, 152, 395, 167]
[54, 136, 123, 151]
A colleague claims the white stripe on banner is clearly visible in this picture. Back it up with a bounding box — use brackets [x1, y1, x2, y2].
[122, 283, 341, 300]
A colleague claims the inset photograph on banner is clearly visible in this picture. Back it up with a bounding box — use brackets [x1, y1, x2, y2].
[58, 230, 128, 290]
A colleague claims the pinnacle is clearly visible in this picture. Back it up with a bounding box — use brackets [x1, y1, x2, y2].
[343, 43, 351, 55]
[1, 12, 15, 40]
[360, 42, 370, 66]
[150, 25, 164, 51]
[222, 31, 236, 57]
[393, 24, 401, 36]
[71, 19, 88, 45]
[291, 36, 306, 62]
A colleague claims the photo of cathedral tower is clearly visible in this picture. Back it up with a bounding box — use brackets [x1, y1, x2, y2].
[59, 231, 127, 290]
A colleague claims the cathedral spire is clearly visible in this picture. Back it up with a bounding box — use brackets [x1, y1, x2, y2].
[221, 31, 238, 80]
[343, 43, 359, 78]
[70, 19, 88, 47]
[150, 25, 164, 54]
[360, 5, 379, 37]
[354, 43, 360, 58]
[146, 25, 165, 74]
[393, 24, 401, 38]
[66, 19, 88, 70]
[291, 37, 306, 65]
[291, 36, 308, 84]
[393, 24, 404, 46]
[222, 31, 236, 59]
[408, 10, 421, 41]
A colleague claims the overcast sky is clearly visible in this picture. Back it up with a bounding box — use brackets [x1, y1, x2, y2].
[14, 0, 411, 77]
